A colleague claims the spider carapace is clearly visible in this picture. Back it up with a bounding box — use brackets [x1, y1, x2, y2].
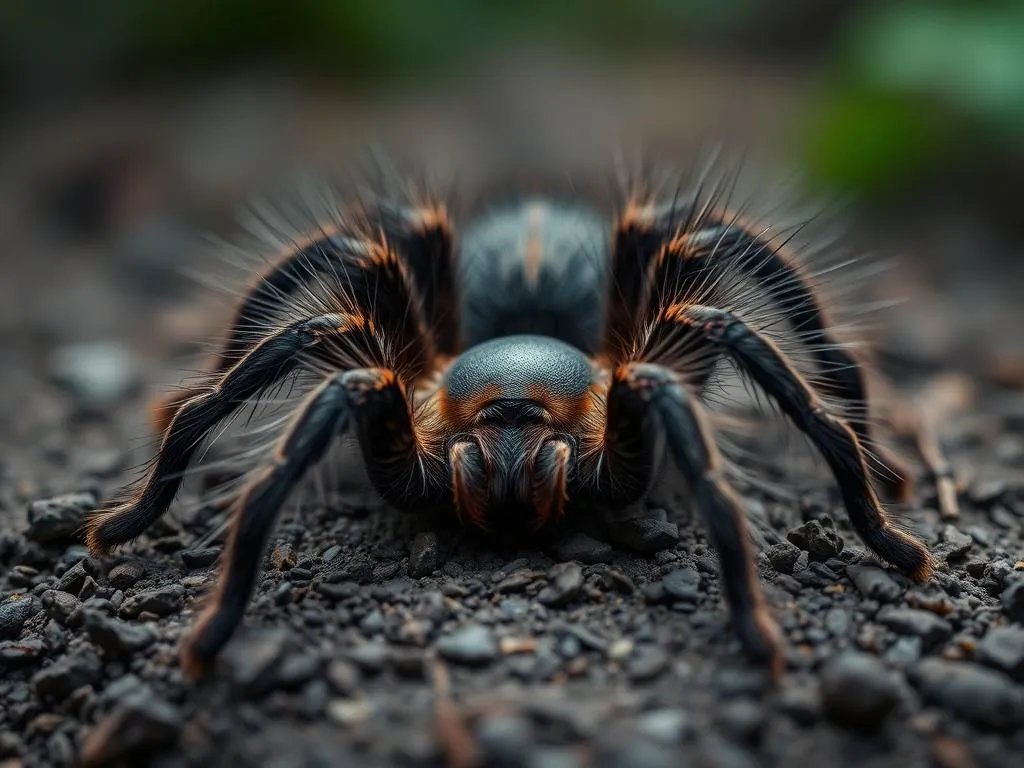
[84, 180, 934, 680]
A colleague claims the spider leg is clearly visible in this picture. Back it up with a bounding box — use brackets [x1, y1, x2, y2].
[374, 199, 460, 355]
[662, 303, 933, 580]
[153, 200, 456, 430]
[181, 367, 441, 678]
[86, 313, 361, 554]
[150, 234, 348, 432]
[682, 219, 911, 498]
[90, 233, 436, 553]
[592, 362, 782, 677]
[604, 201, 911, 498]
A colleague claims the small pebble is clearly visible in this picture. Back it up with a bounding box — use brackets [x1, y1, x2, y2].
[55, 559, 96, 595]
[119, 584, 184, 618]
[1000, 580, 1024, 622]
[33, 650, 103, 701]
[107, 562, 146, 589]
[219, 627, 292, 697]
[765, 542, 801, 575]
[180, 547, 220, 569]
[848, 566, 903, 603]
[820, 652, 902, 732]
[661, 568, 701, 603]
[911, 658, 1024, 732]
[538, 562, 584, 608]
[437, 624, 498, 667]
[636, 709, 691, 745]
[26, 493, 97, 544]
[877, 607, 953, 650]
[41, 590, 83, 628]
[49, 341, 140, 408]
[84, 610, 157, 658]
[80, 688, 181, 767]
[787, 520, 843, 561]
[976, 625, 1024, 681]
[626, 645, 669, 682]
[0, 596, 39, 640]
[269, 542, 297, 571]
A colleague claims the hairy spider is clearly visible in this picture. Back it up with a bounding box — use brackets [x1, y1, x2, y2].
[84, 161, 934, 680]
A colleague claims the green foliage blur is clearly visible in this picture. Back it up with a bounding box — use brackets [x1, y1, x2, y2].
[2, 0, 1021, 200]
[803, 0, 1024, 196]
[0, 1, 748, 84]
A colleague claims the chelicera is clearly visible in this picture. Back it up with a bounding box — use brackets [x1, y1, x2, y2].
[85, 163, 933, 679]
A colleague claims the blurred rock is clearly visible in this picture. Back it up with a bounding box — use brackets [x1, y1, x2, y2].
[49, 342, 140, 409]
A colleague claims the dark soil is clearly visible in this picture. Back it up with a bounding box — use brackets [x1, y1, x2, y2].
[2, 78, 1024, 768]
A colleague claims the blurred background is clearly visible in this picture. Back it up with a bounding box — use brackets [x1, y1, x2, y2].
[1, 0, 1022, 489]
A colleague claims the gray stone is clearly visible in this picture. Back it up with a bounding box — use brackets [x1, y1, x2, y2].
[787, 520, 843, 561]
[219, 627, 292, 696]
[0, 596, 39, 640]
[49, 341, 139, 407]
[910, 658, 1024, 731]
[180, 547, 220, 569]
[26, 493, 97, 544]
[0, 637, 46, 668]
[848, 566, 903, 603]
[41, 590, 83, 628]
[437, 624, 498, 667]
[625, 645, 669, 682]
[33, 650, 103, 700]
[84, 610, 157, 658]
[938, 525, 973, 562]
[538, 562, 584, 608]
[1000, 580, 1024, 623]
[476, 713, 534, 767]
[877, 607, 953, 649]
[119, 584, 184, 618]
[56, 559, 97, 595]
[80, 687, 181, 766]
[661, 567, 701, 603]
[635, 709, 692, 745]
[976, 625, 1024, 681]
[820, 652, 902, 731]
[107, 561, 146, 589]
[765, 542, 801, 575]
[344, 642, 388, 674]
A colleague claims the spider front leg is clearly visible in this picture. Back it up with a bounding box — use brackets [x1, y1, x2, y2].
[606, 199, 913, 500]
[182, 366, 441, 678]
[88, 234, 434, 554]
[152, 197, 456, 431]
[662, 304, 934, 580]
[591, 362, 783, 678]
[85, 312, 360, 554]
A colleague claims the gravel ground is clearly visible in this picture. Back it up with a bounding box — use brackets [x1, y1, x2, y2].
[3, 85, 1024, 768]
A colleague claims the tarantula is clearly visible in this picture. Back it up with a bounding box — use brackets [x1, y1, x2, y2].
[84, 163, 934, 680]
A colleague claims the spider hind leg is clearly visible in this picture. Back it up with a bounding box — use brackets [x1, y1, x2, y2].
[181, 366, 439, 678]
[603, 196, 914, 500]
[590, 362, 784, 678]
[151, 192, 457, 432]
[664, 304, 933, 580]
